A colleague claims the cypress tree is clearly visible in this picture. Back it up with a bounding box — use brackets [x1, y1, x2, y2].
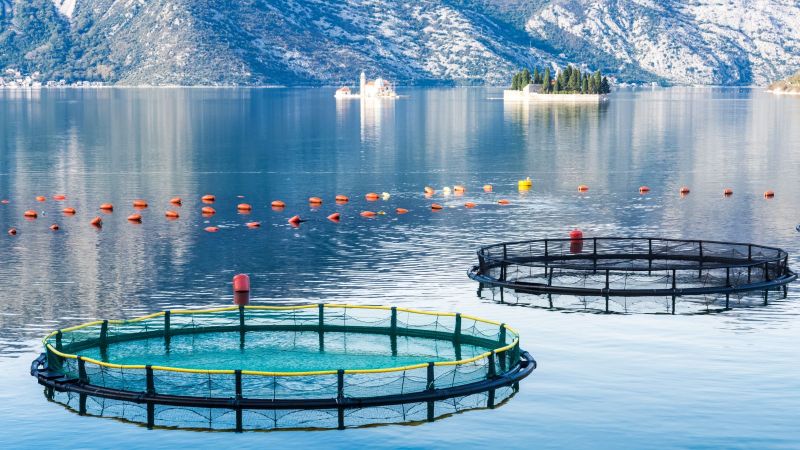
[542, 68, 551, 93]
[593, 71, 602, 92]
[582, 75, 589, 94]
[533, 68, 541, 84]
[600, 76, 610, 94]
[511, 72, 518, 90]
[521, 68, 531, 88]
[568, 68, 580, 92]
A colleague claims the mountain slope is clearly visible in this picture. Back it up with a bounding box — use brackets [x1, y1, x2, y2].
[0, 0, 799, 86]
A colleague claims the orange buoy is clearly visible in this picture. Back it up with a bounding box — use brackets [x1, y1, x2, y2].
[764, 190, 775, 198]
[237, 203, 253, 211]
[327, 212, 341, 222]
[49, 224, 59, 231]
[431, 203, 443, 210]
[23, 210, 37, 218]
[246, 221, 261, 228]
[360, 211, 377, 217]
[202, 206, 216, 215]
[35, 196, 46, 202]
[679, 186, 690, 194]
[7, 228, 17, 235]
[365, 193, 379, 201]
[127, 213, 142, 222]
[639, 186, 650, 194]
[204, 226, 219, 233]
[62, 207, 76, 215]
[335, 195, 349, 203]
[288, 215, 302, 225]
[483, 184, 493, 192]
[99, 203, 114, 212]
[424, 186, 435, 195]
[454, 185, 465, 193]
[165, 210, 180, 219]
[465, 202, 477, 208]
[90, 217, 102, 227]
[498, 199, 510, 205]
[53, 194, 66, 201]
[309, 197, 323, 205]
[271, 200, 286, 208]
[202, 194, 215, 203]
[395, 208, 409, 214]
[723, 188, 733, 196]
[133, 200, 148, 209]
[170, 197, 182, 205]
[578, 185, 589, 192]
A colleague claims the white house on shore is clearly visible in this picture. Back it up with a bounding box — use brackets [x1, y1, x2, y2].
[335, 72, 398, 99]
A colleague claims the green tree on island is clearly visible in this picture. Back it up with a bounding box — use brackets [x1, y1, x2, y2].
[510, 65, 611, 94]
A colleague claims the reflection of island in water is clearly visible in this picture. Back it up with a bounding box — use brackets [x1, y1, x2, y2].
[336, 91, 396, 143]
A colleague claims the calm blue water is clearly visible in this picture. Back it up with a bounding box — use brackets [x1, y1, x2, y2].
[1, 87, 799, 448]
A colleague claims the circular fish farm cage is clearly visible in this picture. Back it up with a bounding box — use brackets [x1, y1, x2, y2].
[31, 305, 535, 431]
[469, 237, 797, 314]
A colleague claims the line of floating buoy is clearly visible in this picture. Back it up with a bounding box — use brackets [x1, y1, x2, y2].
[483, 184, 492, 192]
[201, 206, 216, 215]
[764, 190, 775, 198]
[396, 208, 408, 214]
[336, 195, 349, 203]
[578, 185, 589, 192]
[62, 207, 76, 215]
[165, 210, 180, 219]
[327, 212, 340, 222]
[204, 226, 219, 233]
[23, 210, 37, 218]
[271, 200, 286, 208]
[465, 202, 476, 208]
[100, 203, 113, 212]
[49, 224, 59, 231]
[90, 217, 102, 227]
[679, 186, 690, 195]
[365, 193, 379, 201]
[288, 215, 302, 225]
[454, 185, 465, 193]
[53, 195, 66, 201]
[639, 186, 650, 194]
[202, 194, 215, 203]
[309, 197, 323, 205]
[170, 197, 182, 205]
[431, 203, 443, 210]
[237, 203, 252, 211]
[246, 221, 260, 228]
[498, 199, 510, 205]
[8, 228, 16, 235]
[723, 188, 733, 196]
[127, 213, 142, 223]
[132, 199, 148, 208]
[35, 196, 46, 202]
[360, 211, 376, 217]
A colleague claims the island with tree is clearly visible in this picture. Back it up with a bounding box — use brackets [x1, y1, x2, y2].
[767, 70, 800, 95]
[504, 65, 611, 102]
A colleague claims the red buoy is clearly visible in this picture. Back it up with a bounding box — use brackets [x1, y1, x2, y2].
[133, 199, 148, 208]
[578, 185, 589, 192]
[62, 207, 76, 215]
[309, 197, 323, 205]
[170, 197, 182, 205]
[53, 194, 66, 201]
[165, 210, 180, 219]
[327, 212, 341, 222]
[23, 210, 38, 218]
[35, 195, 46, 202]
[570, 229, 584, 254]
[723, 188, 733, 196]
[49, 224, 59, 231]
[204, 226, 219, 233]
[246, 221, 261, 228]
[365, 193, 379, 201]
[396, 208, 409, 214]
[99, 203, 114, 212]
[335, 195, 349, 203]
[8, 227, 17, 235]
[237, 203, 252, 212]
[288, 215, 302, 225]
[465, 202, 477, 208]
[233, 274, 250, 305]
[764, 190, 775, 199]
[90, 217, 102, 227]
[202, 206, 216, 215]
[639, 186, 650, 194]
[127, 213, 142, 223]
[360, 211, 377, 217]
[202, 194, 215, 203]
[431, 203, 443, 210]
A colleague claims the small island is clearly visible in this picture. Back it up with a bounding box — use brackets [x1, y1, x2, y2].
[504, 65, 610, 103]
[768, 71, 800, 95]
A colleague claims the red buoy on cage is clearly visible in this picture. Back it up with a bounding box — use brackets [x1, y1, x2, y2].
[570, 229, 584, 254]
[233, 274, 250, 305]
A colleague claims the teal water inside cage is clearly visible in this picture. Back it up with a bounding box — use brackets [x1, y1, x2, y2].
[78, 330, 489, 372]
